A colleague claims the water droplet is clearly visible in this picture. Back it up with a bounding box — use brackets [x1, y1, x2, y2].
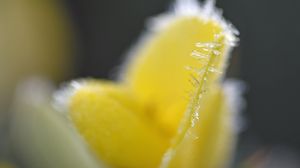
[213, 50, 221, 56]
[195, 42, 220, 49]
[185, 66, 193, 71]
[185, 66, 205, 75]
[185, 66, 196, 72]
[191, 50, 209, 59]
[194, 111, 200, 120]
[208, 67, 222, 74]
[202, 48, 210, 52]
[190, 110, 201, 128]
[187, 130, 199, 140]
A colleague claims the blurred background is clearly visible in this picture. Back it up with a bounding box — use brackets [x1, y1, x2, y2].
[1, 0, 300, 167]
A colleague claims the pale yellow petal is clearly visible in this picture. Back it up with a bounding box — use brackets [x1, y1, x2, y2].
[10, 79, 104, 168]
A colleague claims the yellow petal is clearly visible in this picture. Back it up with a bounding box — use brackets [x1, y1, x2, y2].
[122, 1, 236, 136]
[68, 80, 168, 168]
[114, 1, 239, 167]
[161, 84, 236, 168]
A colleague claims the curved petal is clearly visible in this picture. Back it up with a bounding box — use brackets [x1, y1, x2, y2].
[122, 0, 237, 136]
[68, 80, 168, 168]
[160, 85, 237, 168]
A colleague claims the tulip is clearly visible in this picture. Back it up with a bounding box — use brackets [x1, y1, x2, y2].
[10, 0, 242, 168]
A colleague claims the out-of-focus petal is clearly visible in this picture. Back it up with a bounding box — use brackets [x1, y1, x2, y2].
[10, 79, 104, 168]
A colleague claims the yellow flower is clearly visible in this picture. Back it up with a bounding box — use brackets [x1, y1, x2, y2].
[10, 0, 242, 168]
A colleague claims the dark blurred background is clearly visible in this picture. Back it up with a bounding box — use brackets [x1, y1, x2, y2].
[65, 0, 300, 159]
